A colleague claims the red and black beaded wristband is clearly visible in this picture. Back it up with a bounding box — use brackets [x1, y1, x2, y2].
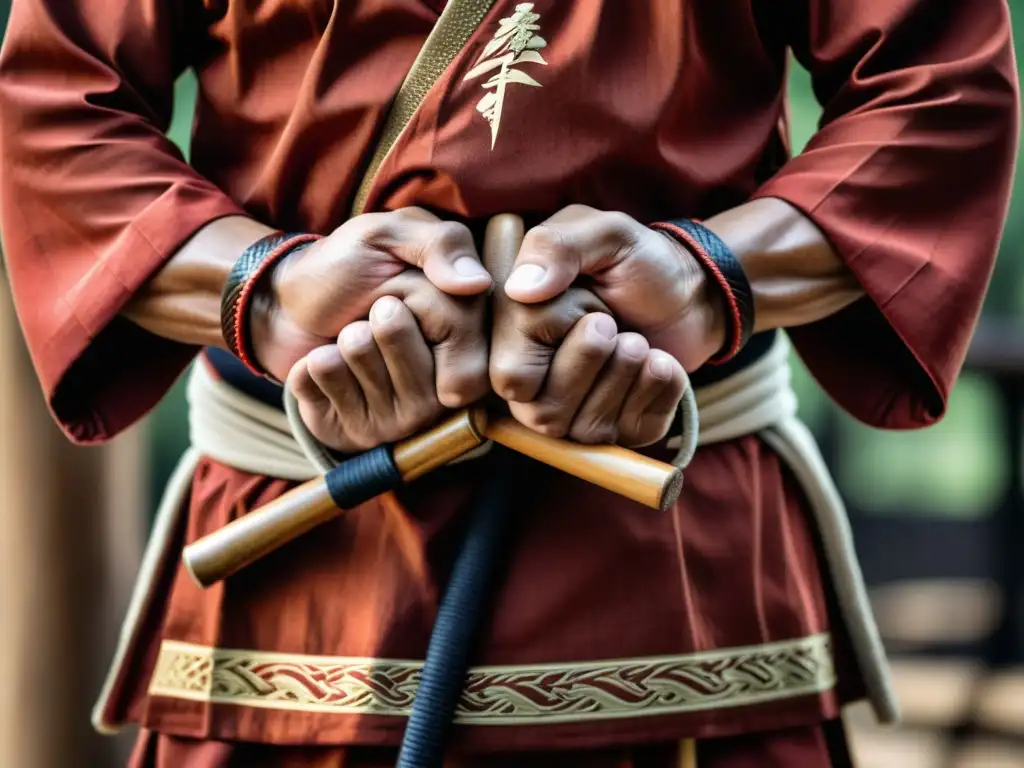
[649, 219, 754, 365]
[220, 231, 322, 379]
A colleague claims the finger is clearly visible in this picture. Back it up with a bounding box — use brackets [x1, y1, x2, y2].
[432, 317, 490, 408]
[504, 206, 637, 304]
[568, 333, 649, 444]
[338, 321, 395, 417]
[359, 208, 492, 296]
[390, 272, 490, 408]
[508, 313, 618, 438]
[618, 351, 687, 448]
[305, 344, 366, 419]
[368, 296, 437, 407]
[489, 286, 606, 403]
[287, 352, 366, 451]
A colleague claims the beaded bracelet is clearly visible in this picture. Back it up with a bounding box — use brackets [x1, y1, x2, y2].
[649, 219, 754, 365]
[220, 231, 322, 378]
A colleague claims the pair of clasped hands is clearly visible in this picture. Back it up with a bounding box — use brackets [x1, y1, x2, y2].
[252, 205, 725, 454]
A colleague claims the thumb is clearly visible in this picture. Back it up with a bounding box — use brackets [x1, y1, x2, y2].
[358, 209, 493, 297]
[417, 237, 493, 297]
[405, 218, 492, 297]
[502, 230, 581, 304]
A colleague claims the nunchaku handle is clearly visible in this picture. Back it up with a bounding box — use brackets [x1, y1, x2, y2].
[182, 407, 683, 588]
[182, 214, 684, 589]
[182, 407, 489, 588]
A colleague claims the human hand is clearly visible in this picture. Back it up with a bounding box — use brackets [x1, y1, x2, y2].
[486, 214, 690, 448]
[287, 295, 464, 452]
[251, 208, 492, 451]
[499, 205, 727, 372]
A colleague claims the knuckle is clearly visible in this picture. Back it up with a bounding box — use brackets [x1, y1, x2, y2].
[408, 292, 482, 346]
[432, 220, 474, 249]
[339, 325, 377, 360]
[602, 209, 636, 232]
[509, 305, 576, 348]
[399, 283, 438, 321]
[349, 211, 393, 242]
[560, 203, 593, 218]
[490, 354, 543, 402]
[489, 366, 524, 401]
[397, 205, 433, 221]
[304, 352, 349, 393]
[372, 314, 416, 347]
[597, 211, 640, 252]
[438, 367, 488, 408]
[438, 300, 483, 340]
[522, 223, 564, 254]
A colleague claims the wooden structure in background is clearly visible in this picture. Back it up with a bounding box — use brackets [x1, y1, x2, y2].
[0, 286, 144, 767]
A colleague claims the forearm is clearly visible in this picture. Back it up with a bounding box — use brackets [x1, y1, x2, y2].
[702, 197, 865, 333]
[121, 215, 276, 349]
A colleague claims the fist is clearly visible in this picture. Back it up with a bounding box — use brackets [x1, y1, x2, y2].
[254, 208, 493, 452]
[500, 205, 726, 372]
[486, 215, 689, 448]
[288, 296, 454, 452]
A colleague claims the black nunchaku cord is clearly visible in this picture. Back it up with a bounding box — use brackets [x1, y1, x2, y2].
[396, 448, 520, 768]
[318, 444, 521, 768]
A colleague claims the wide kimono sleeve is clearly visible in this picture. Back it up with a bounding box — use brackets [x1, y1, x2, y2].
[0, 0, 246, 444]
[752, 0, 1020, 429]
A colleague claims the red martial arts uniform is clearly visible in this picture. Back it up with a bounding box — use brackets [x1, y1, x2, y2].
[0, 0, 1018, 765]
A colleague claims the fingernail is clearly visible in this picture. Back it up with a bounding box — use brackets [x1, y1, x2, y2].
[650, 354, 674, 380]
[308, 345, 337, 368]
[619, 335, 648, 360]
[371, 297, 399, 323]
[453, 256, 489, 278]
[340, 323, 372, 349]
[505, 264, 547, 293]
[587, 314, 617, 341]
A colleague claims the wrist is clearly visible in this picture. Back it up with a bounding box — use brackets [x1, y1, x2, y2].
[650, 219, 754, 365]
[220, 231, 322, 380]
[683, 254, 729, 364]
[247, 268, 283, 380]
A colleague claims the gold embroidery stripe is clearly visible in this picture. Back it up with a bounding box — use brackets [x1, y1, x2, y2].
[350, 0, 499, 217]
[148, 633, 836, 725]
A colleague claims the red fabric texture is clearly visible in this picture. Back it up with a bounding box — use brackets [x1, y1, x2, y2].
[127, 721, 844, 768]
[1, 0, 1016, 442]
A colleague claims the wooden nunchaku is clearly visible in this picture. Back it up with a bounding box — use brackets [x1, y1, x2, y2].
[182, 215, 684, 589]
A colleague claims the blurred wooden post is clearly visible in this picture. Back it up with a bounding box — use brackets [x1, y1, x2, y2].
[0, 284, 146, 767]
[943, 321, 1024, 766]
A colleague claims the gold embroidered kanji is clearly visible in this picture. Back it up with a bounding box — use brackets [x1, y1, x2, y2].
[462, 3, 548, 149]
